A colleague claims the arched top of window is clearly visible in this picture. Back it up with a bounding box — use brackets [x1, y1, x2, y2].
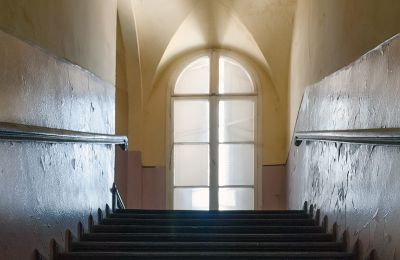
[218, 56, 254, 94]
[174, 56, 210, 95]
[173, 53, 255, 95]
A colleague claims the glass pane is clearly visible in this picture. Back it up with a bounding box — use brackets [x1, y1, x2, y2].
[219, 99, 255, 142]
[174, 144, 209, 186]
[174, 188, 209, 210]
[219, 56, 254, 94]
[175, 57, 210, 94]
[219, 144, 254, 186]
[219, 188, 254, 210]
[174, 99, 209, 142]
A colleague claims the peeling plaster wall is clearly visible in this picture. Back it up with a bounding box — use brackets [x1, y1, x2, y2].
[0, 30, 115, 259]
[289, 0, 400, 147]
[288, 34, 400, 259]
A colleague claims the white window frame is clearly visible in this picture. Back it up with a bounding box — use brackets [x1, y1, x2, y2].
[165, 49, 262, 210]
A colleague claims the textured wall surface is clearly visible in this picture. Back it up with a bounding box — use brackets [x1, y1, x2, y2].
[289, 0, 400, 145]
[0, 30, 115, 259]
[288, 34, 400, 259]
[0, 0, 117, 83]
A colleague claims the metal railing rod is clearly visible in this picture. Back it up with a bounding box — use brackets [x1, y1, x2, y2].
[0, 122, 128, 150]
[295, 128, 400, 146]
[111, 183, 126, 212]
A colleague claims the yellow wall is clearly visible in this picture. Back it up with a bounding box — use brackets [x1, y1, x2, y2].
[116, 16, 129, 135]
[289, 0, 400, 144]
[0, 0, 117, 84]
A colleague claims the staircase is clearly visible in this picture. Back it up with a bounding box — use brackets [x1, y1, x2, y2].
[57, 208, 354, 259]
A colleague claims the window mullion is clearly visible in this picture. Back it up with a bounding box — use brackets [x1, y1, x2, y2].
[209, 51, 219, 210]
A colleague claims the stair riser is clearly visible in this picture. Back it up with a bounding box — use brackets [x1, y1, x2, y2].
[93, 226, 323, 234]
[83, 234, 334, 242]
[58, 253, 353, 260]
[110, 214, 310, 220]
[102, 219, 315, 226]
[72, 246, 345, 252]
[115, 210, 306, 214]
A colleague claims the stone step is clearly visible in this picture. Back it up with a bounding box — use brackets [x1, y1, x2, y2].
[92, 224, 323, 234]
[102, 218, 316, 226]
[83, 232, 334, 242]
[115, 209, 306, 215]
[71, 241, 345, 252]
[58, 251, 353, 260]
[110, 213, 310, 220]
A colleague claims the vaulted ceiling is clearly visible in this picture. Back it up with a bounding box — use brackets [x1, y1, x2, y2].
[118, 0, 297, 101]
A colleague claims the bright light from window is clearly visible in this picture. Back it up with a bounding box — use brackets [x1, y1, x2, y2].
[174, 57, 210, 95]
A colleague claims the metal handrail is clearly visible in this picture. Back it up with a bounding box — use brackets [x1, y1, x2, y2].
[111, 183, 126, 212]
[295, 128, 400, 146]
[0, 122, 128, 150]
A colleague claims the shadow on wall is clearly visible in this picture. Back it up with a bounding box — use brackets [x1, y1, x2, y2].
[0, 30, 115, 259]
[288, 34, 400, 259]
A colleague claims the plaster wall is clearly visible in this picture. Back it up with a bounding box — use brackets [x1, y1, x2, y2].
[0, 0, 117, 84]
[288, 34, 400, 259]
[289, 0, 400, 146]
[124, 151, 167, 210]
[0, 28, 115, 259]
[262, 165, 287, 210]
[115, 16, 129, 202]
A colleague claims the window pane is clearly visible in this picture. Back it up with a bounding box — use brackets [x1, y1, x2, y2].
[219, 144, 254, 186]
[219, 57, 254, 94]
[175, 57, 210, 94]
[174, 144, 209, 186]
[219, 99, 255, 142]
[174, 188, 209, 210]
[219, 188, 254, 210]
[174, 99, 209, 142]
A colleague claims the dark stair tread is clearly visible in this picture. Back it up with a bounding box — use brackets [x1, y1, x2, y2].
[102, 218, 315, 226]
[110, 213, 310, 220]
[83, 232, 334, 242]
[58, 251, 353, 259]
[115, 209, 306, 214]
[72, 241, 345, 252]
[93, 225, 323, 234]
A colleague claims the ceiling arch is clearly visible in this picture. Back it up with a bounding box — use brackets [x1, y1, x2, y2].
[155, 0, 271, 90]
[124, 0, 297, 102]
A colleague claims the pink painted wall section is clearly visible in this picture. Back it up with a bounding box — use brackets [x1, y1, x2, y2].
[115, 148, 128, 203]
[262, 165, 287, 210]
[127, 151, 142, 208]
[115, 151, 167, 209]
[117, 151, 286, 211]
[142, 167, 167, 209]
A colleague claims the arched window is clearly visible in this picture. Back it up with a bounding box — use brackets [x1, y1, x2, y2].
[171, 52, 257, 210]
